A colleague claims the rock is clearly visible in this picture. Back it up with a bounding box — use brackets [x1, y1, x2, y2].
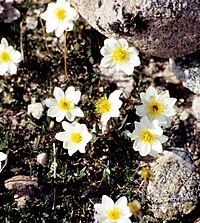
[147, 148, 200, 221]
[194, 217, 200, 223]
[70, 0, 200, 58]
[37, 152, 47, 165]
[27, 102, 44, 119]
[172, 51, 200, 94]
[4, 175, 38, 208]
[0, 0, 21, 23]
[192, 96, 200, 120]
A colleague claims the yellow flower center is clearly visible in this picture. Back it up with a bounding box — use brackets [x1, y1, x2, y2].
[55, 8, 66, 21]
[71, 132, 82, 143]
[112, 47, 128, 63]
[96, 98, 111, 114]
[59, 99, 73, 111]
[107, 207, 121, 220]
[0, 51, 11, 63]
[148, 100, 163, 116]
[140, 130, 155, 143]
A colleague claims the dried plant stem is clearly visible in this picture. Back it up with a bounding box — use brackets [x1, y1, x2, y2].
[64, 31, 68, 79]
[19, 19, 24, 61]
[53, 143, 57, 179]
[52, 143, 57, 211]
[40, 17, 50, 55]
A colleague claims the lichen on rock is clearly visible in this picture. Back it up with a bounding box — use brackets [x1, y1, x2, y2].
[172, 51, 200, 95]
[147, 148, 200, 221]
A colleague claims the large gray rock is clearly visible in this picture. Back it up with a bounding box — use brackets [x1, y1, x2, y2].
[192, 96, 200, 120]
[147, 148, 199, 221]
[172, 51, 200, 94]
[70, 0, 200, 58]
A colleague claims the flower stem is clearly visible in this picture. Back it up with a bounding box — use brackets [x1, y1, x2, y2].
[40, 17, 50, 55]
[52, 143, 57, 212]
[64, 31, 68, 80]
[20, 19, 24, 61]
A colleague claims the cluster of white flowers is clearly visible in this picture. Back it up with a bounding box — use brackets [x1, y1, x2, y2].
[45, 86, 123, 156]
[127, 86, 177, 157]
[45, 86, 89, 156]
[0, 1, 180, 221]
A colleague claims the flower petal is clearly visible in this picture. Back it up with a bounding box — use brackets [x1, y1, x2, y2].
[136, 105, 146, 117]
[139, 143, 151, 156]
[62, 121, 73, 132]
[157, 135, 168, 143]
[109, 90, 122, 102]
[8, 62, 17, 74]
[102, 195, 114, 208]
[100, 46, 113, 56]
[55, 131, 66, 142]
[129, 54, 141, 66]
[65, 111, 75, 122]
[116, 196, 127, 206]
[72, 107, 84, 117]
[10, 50, 22, 63]
[53, 87, 65, 101]
[45, 98, 57, 107]
[1, 38, 8, 49]
[151, 140, 163, 153]
[146, 86, 158, 99]
[104, 37, 120, 50]
[65, 87, 81, 104]
[47, 106, 61, 117]
[128, 46, 139, 55]
[100, 56, 114, 68]
[56, 112, 66, 122]
[55, 25, 65, 37]
[0, 63, 8, 75]
[120, 63, 134, 75]
[68, 148, 78, 156]
[118, 38, 129, 49]
[46, 21, 59, 33]
[0, 152, 7, 162]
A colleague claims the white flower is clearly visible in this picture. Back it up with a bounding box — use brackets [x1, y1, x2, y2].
[28, 102, 44, 119]
[0, 38, 22, 76]
[127, 116, 168, 157]
[96, 90, 123, 126]
[40, 0, 79, 37]
[55, 121, 92, 156]
[136, 86, 177, 127]
[0, 152, 7, 171]
[94, 195, 132, 223]
[100, 37, 140, 75]
[45, 86, 84, 122]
